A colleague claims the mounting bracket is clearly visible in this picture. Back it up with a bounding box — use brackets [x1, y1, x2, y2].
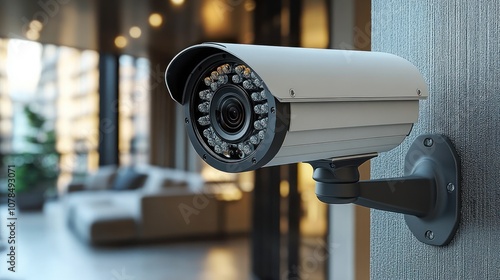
[309, 134, 460, 246]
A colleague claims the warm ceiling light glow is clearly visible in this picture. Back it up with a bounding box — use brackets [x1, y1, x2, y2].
[26, 29, 40, 40]
[280, 180, 290, 197]
[244, 0, 256, 12]
[170, 0, 185, 6]
[148, 13, 163, 27]
[202, 1, 229, 37]
[301, 1, 329, 48]
[29, 20, 43, 32]
[114, 35, 128, 48]
[129, 26, 142, 38]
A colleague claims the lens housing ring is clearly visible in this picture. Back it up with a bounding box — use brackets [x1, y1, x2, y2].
[182, 52, 290, 172]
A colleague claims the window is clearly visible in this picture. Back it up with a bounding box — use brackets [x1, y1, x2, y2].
[118, 55, 151, 165]
[1, 39, 152, 193]
[0, 39, 99, 193]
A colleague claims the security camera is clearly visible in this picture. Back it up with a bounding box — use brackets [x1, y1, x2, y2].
[166, 43, 462, 246]
[165, 43, 427, 173]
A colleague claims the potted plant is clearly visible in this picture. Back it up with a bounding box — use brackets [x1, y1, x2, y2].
[6, 106, 59, 211]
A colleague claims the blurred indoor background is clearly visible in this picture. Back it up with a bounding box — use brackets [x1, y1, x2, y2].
[0, 0, 370, 279]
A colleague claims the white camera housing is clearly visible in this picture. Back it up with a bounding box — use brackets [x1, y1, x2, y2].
[165, 43, 427, 173]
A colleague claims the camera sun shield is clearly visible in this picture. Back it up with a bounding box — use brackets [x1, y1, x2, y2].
[166, 43, 427, 173]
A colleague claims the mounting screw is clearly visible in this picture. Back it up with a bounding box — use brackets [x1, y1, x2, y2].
[329, 162, 336, 169]
[290, 89, 296, 98]
[447, 183, 455, 193]
[185, 118, 189, 124]
[252, 158, 257, 164]
[202, 154, 207, 160]
[425, 230, 434, 240]
[423, 138, 434, 147]
[270, 107, 276, 114]
[417, 89, 422, 96]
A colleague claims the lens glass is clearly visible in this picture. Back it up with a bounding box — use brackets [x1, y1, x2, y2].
[209, 86, 252, 143]
[220, 97, 244, 133]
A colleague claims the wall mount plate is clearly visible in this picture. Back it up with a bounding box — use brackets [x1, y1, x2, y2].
[404, 134, 461, 246]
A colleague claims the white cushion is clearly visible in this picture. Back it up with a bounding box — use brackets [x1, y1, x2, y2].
[84, 165, 117, 190]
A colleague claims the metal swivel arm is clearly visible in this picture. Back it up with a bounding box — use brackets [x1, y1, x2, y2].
[309, 134, 460, 246]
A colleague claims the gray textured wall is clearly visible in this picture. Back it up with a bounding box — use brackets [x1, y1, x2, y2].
[370, 1, 500, 279]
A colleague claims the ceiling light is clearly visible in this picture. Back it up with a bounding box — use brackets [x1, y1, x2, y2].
[149, 13, 163, 27]
[244, 0, 256, 12]
[26, 29, 40, 41]
[129, 26, 142, 38]
[114, 36, 128, 48]
[170, 0, 185, 6]
[29, 20, 43, 32]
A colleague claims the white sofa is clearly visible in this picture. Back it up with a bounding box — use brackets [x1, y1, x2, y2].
[64, 165, 251, 244]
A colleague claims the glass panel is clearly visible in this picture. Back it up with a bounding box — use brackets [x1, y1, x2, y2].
[0, 39, 11, 154]
[53, 46, 100, 189]
[0, 39, 100, 194]
[119, 55, 150, 165]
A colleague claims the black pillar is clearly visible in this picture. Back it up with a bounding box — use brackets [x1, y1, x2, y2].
[289, 0, 302, 47]
[252, 166, 282, 280]
[251, 0, 303, 279]
[253, 0, 282, 45]
[286, 164, 300, 279]
[98, 54, 119, 166]
[252, 1, 283, 279]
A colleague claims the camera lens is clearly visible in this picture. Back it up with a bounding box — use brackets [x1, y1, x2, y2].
[220, 97, 244, 133]
[209, 85, 253, 143]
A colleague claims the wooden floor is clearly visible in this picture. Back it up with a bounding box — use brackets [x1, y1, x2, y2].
[0, 201, 326, 280]
[0, 201, 254, 280]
